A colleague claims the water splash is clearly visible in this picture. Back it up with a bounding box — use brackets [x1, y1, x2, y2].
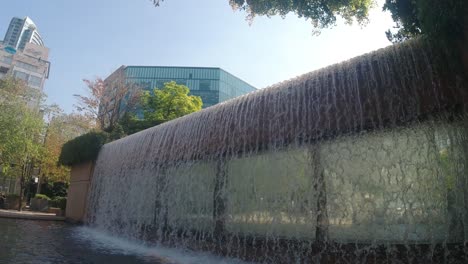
[74, 226, 251, 264]
[86, 39, 467, 263]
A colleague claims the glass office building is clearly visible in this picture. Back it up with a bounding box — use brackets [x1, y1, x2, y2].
[109, 66, 256, 108]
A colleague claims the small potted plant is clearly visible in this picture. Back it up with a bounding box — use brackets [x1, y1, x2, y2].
[48, 196, 67, 216]
[30, 194, 50, 212]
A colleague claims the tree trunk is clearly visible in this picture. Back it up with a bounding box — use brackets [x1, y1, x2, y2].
[18, 164, 26, 211]
[36, 174, 42, 194]
[1, 173, 6, 193]
[18, 159, 34, 211]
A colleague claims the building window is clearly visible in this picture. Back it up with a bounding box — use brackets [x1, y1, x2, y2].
[199, 80, 211, 90]
[0, 66, 9, 73]
[156, 80, 169, 89]
[16, 61, 39, 73]
[189, 73, 193, 79]
[13, 70, 29, 81]
[28, 75, 42, 87]
[138, 81, 152, 90]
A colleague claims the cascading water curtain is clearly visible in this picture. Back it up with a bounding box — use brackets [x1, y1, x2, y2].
[86, 39, 467, 263]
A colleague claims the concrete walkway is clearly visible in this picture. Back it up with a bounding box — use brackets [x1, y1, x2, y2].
[0, 209, 65, 221]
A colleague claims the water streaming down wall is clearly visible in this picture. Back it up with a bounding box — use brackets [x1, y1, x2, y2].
[86, 40, 468, 263]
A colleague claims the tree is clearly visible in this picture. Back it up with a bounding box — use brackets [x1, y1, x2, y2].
[383, 0, 467, 43]
[74, 75, 141, 130]
[153, 0, 372, 32]
[231, 0, 373, 30]
[152, 0, 467, 43]
[39, 112, 94, 186]
[119, 112, 156, 135]
[141, 81, 203, 123]
[108, 123, 126, 141]
[120, 81, 203, 135]
[0, 78, 44, 210]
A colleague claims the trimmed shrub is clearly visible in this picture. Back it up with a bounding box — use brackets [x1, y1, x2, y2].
[35, 194, 51, 201]
[58, 131, 108, 166]
[50, 196, 67, 211]
[41, 181, 69, 198]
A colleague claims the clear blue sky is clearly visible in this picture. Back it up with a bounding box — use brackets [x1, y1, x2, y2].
[0, 0, 394, 113]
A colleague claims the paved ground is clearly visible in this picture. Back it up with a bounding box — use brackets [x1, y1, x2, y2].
[0, 209, 65, 221]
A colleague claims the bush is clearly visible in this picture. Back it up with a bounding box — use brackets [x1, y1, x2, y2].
[50, 196, 67, 210]
[35, 194, 51, 201]
[41, 181, 69, 198]
[107, 124, 126, 141]
[6, 193, 19, 199]
[58, 131, 108, 166]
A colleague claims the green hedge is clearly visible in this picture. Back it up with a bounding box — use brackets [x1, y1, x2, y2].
[34, 194, 51, 200]
[49, 196, 67, 210]
[58, 131, 109, 166]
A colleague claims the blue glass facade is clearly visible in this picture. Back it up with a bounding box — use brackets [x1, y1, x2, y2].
[120, 66, 256, 108]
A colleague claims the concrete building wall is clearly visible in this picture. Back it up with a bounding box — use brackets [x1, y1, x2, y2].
[0, 42, 50, 93]
[66, 162, 94, 223]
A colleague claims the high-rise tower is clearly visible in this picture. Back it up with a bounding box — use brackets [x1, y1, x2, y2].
[0, 16, 50, 94]
[3, 17, 44, 50]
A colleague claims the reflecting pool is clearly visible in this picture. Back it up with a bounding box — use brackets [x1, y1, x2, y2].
[0, 218, 248, 264]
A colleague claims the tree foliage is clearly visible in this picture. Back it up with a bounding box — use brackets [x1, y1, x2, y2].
[62, 79, 203, 161]
[384, 0, 467, 43]
[231, 0, 373, 29]
[118, 81, 203, 135]
[0, 78, 44, 171]
[152, 0, 467, 43]
[58, 131, 109, 166]
[40, 112, 94, 182]
[119, 113, 159, 135]
[0, 78, 44, 208]
[74, 76, 141, 130]
[230, 0, 467, 43]
[108, 123, 126, 141]
[141, 81, 203, 124]
[152, 0, 373, 31]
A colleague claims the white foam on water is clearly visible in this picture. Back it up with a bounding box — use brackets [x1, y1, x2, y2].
[73, 226, 252, 264]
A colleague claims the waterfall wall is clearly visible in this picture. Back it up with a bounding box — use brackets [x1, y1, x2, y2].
[86, 40, 468, 263]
